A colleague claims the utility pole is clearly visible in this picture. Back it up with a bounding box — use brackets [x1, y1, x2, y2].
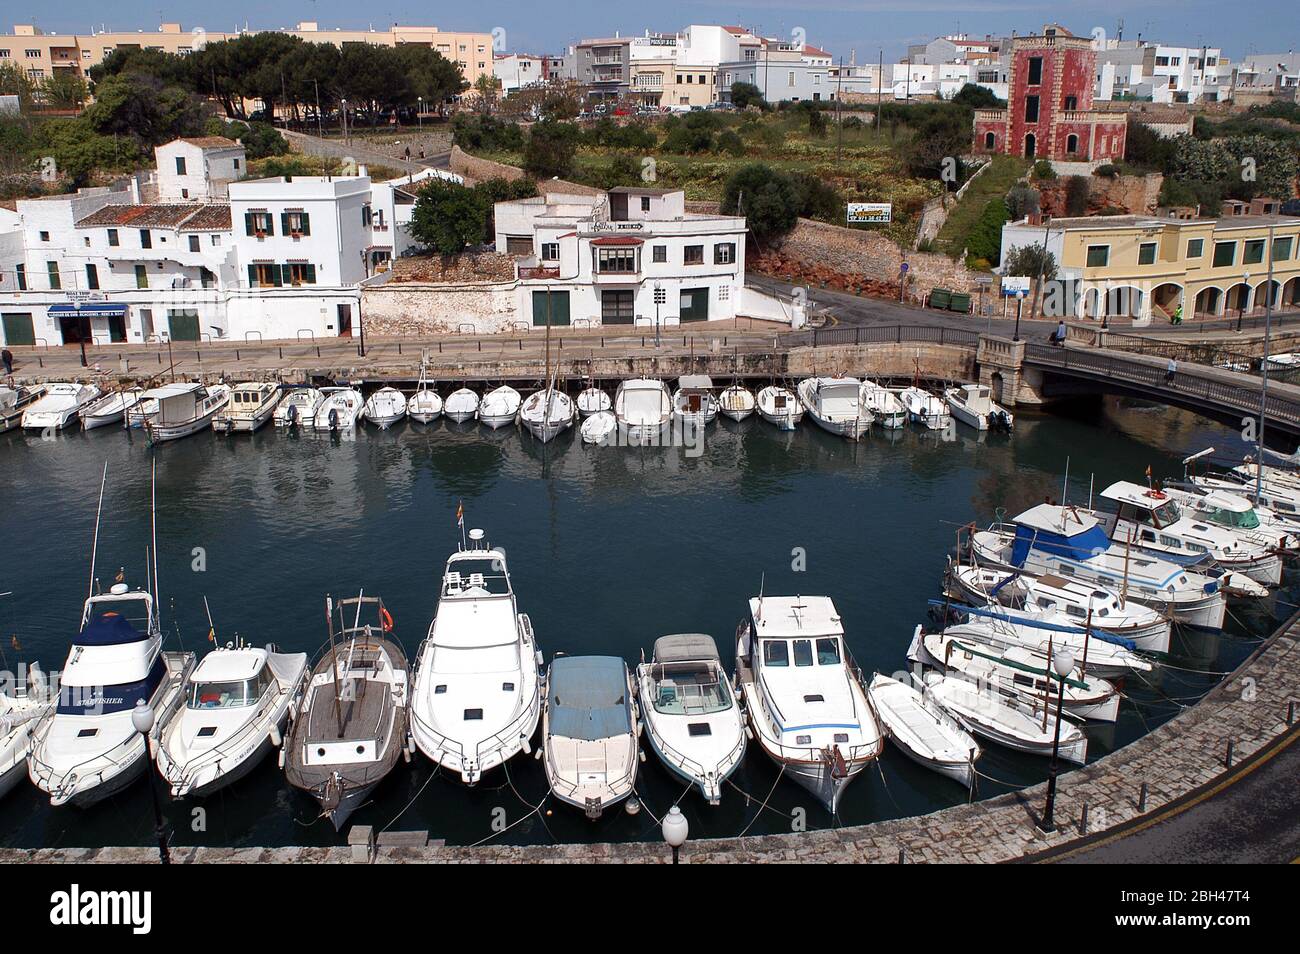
[1256, 223, 1277, 503]
[876, 49, 883, 131]
[835, 56, 844, 163]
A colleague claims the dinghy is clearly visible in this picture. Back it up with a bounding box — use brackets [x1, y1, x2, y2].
[213, 382, 280, 433]
[756, 385, 802, 431]
[673, 375, 718, 428]
[614, 378, 672, 443]
[860, 380, 906, 429]
[21, 381, 101, 431]
[0, 384, 43, 433]
[944, 383, 1013, 432]
[363, 386, 408, 429]
[157, 642, 308, 798]
[899, 386, 950, 429]
[520, 387, 576, 443]
[273, 387, 325, 428]
[735, 594, 883, 813]
[133, 382, 230, 442]
[797, 376, 871, 441]
[284, 594, 409, 830]
[581, 410, 617, 445]
[478, 385, 521, 429]
[408, 388, 443, 423]
[444, 387, 481, 423]
[410, 528, 542, 785]
[313, 387, 366, 431]
[867, 673, 980, 788]
[636, 634, 746, 805]
[543, 655, 640, 818]
[577, 386, 612, 418]
[920, 671, 1087, 764]
[81, 389, 141, 430]
[718, 384, 756, 422]
[0, 664, 52, 800]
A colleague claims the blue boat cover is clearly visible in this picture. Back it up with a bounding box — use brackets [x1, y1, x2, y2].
[77, 612, 145, 646]
[548, 656, 632, 741]
[1011, 523, 1111, 567]
[57, 654, 165, 715]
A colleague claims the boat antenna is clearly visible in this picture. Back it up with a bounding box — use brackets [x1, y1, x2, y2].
[87, 461, 108, 601]
[203, 595, 218, 646]
[151, 456, 161, 631]
[756, 572, 765, 622]
[1061, 456, 1070, 507]
[1088, 473, 1094, 511]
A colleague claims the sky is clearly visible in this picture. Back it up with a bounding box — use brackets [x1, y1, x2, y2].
[4, 1, 1296, 62]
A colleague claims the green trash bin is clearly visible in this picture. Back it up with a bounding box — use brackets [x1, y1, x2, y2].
[949, 292, 972, 314]
[930, 288, 951, 310]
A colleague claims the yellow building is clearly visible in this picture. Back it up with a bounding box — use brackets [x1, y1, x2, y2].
[1, 20, 493, 87]
[1002, 213, 1300, 321]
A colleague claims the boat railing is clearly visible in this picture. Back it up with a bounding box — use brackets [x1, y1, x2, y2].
[160, 687, 286, 786]
[28, 710, 151, 798]
[545, 735, 637, 802]
[641, 693, 745, 782]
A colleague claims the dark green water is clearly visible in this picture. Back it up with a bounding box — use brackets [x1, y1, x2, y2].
[0, 397, 1286, 849]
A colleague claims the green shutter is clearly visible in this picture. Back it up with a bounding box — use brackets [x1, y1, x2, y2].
[2, 313, 36, 346]
[274, 264, 285, 287]
[245, 212, 255, 236]
[247, 264, 257, 287]
[281, 212, 290, 235]
[305, 264, 316, 284]
[300, 213, 310, 236]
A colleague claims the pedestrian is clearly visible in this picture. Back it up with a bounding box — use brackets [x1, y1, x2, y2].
[1055, 319, 1067, 346]
[1173, 303, 1183, 325]
[1165, 357, 1177, 383]
[419, 147, 425, 160]
[1, 347, 11, 376]
[404, 146, 411, 162]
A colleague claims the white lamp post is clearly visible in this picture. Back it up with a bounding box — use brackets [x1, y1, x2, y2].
[662, 804, 689, 863]
[1037, 648, 1076, 834]
[132, 699, 170, 864]
[418, 96, 424, 131]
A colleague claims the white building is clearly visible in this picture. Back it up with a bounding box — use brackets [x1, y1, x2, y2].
[493, 186, 750, 327]
[494, 53, 545, 95]
[1094, 40, 1231, 104]
[153, 137, 247, 202]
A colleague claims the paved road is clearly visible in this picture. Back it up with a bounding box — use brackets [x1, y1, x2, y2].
[1051, 726, 1300, 864]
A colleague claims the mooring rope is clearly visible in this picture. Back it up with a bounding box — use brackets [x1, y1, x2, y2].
[735, 763, 786, 840]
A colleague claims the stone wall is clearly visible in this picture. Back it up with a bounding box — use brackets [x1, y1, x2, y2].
[362, 280, 522, 336]
[1040, 172, 1163, 216]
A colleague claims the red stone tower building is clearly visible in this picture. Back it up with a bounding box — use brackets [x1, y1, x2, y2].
[973, 24, 1127, 162]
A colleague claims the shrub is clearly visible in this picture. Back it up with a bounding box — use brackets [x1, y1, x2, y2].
[1092, 163, 1121, 178]
[966, 198, 1009, 265]
[720, 163, 800, 243]
[1031, 159, 1056, 180]
[1065, 175, 1091, 215]
[523, 120, 580, 178]
[1005, 185, 1040, 220]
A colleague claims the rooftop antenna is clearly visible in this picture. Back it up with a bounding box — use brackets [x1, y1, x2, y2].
[87, 462, 109, 601]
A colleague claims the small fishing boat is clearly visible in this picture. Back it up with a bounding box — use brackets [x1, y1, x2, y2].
[0, 384, 43, 433]
[718, 384, 756, 422]
[408, 388, 443, 424]
[866, 673, 980, 788]
[920, 671, 1087, 764]
[284, 594, 410, 830]
[577, 386, 611, 418]
[81, 388, 141, 430]
[213, 382, 280, 433]
[636, 634, 746, 805]
[156, 642, 308, 798]
[860, 380, 907, 429]
[944, 383, 1013, 432]
[520, 387, 576, 443]
[133, 382, 230, 442]
[581, 410, 617, 445]
[363, 386, 408, 429]
[478, 385, 521, 429]
[273, 387, 325, 428]
[735, 594, 883, 813]
[673, 375, 718, 428]
[444, 387, 480, 424]
[543, 655, 640, 818]
[21, 381, 101, 431]
[756, 385, 802, 431]
[899, 386, 950, 430]
[913, 627, 1120, 723]
[797, 376, 871, 441]
[410, 528, 543, 785]
[314, 387, 366, 431]
[0, 664, 52, 800]
[614, 378, 672, 443]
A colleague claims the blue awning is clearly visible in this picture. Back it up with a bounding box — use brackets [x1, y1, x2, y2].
[48, 303, 129, 317]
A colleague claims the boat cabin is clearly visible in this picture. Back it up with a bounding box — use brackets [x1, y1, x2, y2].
[60, 589, 163, 716]
[645, 634, 732, 717]
[187, 649, 274, 710]
[675, 375, 714, 413]
[953, 384, 994, 413]
[809, 378, 861, 416]
[139, 383, 206, 425]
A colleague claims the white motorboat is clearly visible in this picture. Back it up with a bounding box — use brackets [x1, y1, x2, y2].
[156, 643, 308, 798]
[408, 389, 444, 423]
[0, 664, 53, 800]
[478, 385, 521, 429]
[946, 562, 1172, 653]
[444, 387, 481, 423]
[860, 380, 906, 429]
[673, 375, 718, 428]
[718, 384, 756, 422]
[577, 387, 611, 418]
[944, 383, 1013, 432]
[543, 655, 640, 818]
[867, 673, 980, 789]
[273, 386, 326, 428]
[410, 529, 542, 784]
[581, 410, 617, 445]
[1262, 352, 1300, 372]
[899, 386, 950, 430]
[913, 627, 1120, 723]
[972, 504, 1227, 629]
[1093, 482, 1278, 589]
[0, 384, 43, 433]
[1162, 486, 1300, 556]
[1231, 460, 1300, 492]
[1188, 473, 1300, 526]
[797, 376, 871, 441]
[520, 387, 576, 443]
[80, 388, 141, 430]
[364, 386, 408, 429]
[28, 582, 194, 807]
[284, 594, 409, 830]
[614, 378, 672, 443]
[314, 387, 366, 431]
[133, 382, 230, 442]
[21, 381, 101, 431]
[213, 382, 280, 433]
[920, 671, 1087, 764]
[735, 595, 883, 813]
[636, 634, 746, 805]
[756, 385, 802, 431]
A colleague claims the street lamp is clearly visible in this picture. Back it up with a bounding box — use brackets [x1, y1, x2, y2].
[662, 804, 689, 864]
[1013, 290, 1026, 342]
[1238, 271, 1251, 332]
[418, 96, 424, 131]
[1037, 647, 1076, 835]
[340, 98, 348, 144]
[131, 699, 170, 864]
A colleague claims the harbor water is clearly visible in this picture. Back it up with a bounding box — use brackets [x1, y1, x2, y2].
[0, 396, 1286, 849]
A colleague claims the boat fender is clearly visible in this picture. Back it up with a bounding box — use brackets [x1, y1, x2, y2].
[638, 748, 646, 763]
[533, 747, 544, 760]
[380, 608, 395, 633]
[328, 407, 339, 430]
[269, 726, 282, 748]
[278, 748, 287, 770]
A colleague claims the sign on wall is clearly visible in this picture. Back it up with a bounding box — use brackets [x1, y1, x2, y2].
[847, 202, 892, 225]
[1000, 275, 1031, 296]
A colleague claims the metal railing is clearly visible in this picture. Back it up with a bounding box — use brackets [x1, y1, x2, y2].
[809, 325, 981, 349]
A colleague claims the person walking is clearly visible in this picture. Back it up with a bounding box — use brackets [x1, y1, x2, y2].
[1171, 303, 1183, 325]
[1, 347, 12, 376]
[1165, 357, 1178, 383]
[1055, 319, 1067, 346]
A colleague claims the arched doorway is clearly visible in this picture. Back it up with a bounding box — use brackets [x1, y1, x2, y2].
[1065, 134, 1079, 155]
[1152, 282, 1183, 321]
[1195, 286, 1223, 317]
[1284, 277, 1300, 307]
[1226, 282, 1252, 317]
[1106, 285, 1143, 320]
[1081, 286, 1103, 319]
[1024, 134, 1037, 158]
[984, 131, 996, 150]
[991, 371, 1007, 404]
[1254, 279, 1282, 311]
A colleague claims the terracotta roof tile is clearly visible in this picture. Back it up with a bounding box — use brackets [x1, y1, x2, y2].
[176, 136, 242, 149]
[75, 204, 231, 230]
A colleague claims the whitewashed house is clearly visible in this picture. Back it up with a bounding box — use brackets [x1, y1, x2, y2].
[153, 137, 247, 202]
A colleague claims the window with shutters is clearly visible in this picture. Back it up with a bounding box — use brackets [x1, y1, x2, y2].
[282, 211, 310, 237]
[714, 243, 735, 265]
[248, 263, 281, 287]
[46, 261, 60, 290]
[540, 242, 559, 261]
[245, 211, 273, 237]
[135, 265, 148, 289]
[139, 229, 152, 249]
[286, 263, 317, 285]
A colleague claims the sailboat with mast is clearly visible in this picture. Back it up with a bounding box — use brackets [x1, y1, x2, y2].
[520, 317, 575, 442]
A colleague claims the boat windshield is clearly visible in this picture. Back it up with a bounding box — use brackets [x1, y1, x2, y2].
[443, 557, 510, 596]
[1204, 506, 1259, 530]
[650, 663, 732, 715]
[188, 677, 260, 709]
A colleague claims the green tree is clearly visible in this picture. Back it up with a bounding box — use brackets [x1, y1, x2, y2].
[39, 72, 88, 110]
[721, 163, 800, 243]
[523, 120, 580, 178]
[905, 107, 969, 179]
[83, 73, 206, 148]
[951, 83, 1005, 109]
[31, 117, 142, 186]
[966, 198, 1009, 264]
[730, 81, 768, 111]
[408, 180, 490, 254]
[1003, 242, 1057, 280]
[0, 62, 36, 111]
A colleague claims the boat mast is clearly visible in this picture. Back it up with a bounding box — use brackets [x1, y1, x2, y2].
[326, 594, 344, 739]
[87, 461, 108, 602]
[1120, 526, 1133, 609]
[151, 457, 161, 631]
